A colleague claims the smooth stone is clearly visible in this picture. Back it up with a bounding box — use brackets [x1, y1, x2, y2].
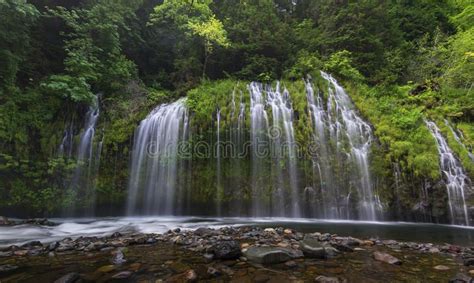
[111, 271, 132, 279]
[0, 264, 19, 273]
[212, 240, 241, 259]
[300, 236, 326, 258]
[244, 246, 301, 264]
[97, 265, 116, 273]
[112, 249, 127, 265]
[207, 266, 221, 277]
[373, 251, 402, 265]
[21, 241, 42, 248]
[463, 257, 474, 266]
[434, 265, 450, 271]
[54, 272, 79, 283]
[449, 273, 472, 283]
[314, 275, 340, 283]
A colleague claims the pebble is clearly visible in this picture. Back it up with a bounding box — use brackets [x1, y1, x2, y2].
[434, 265, 450, 271]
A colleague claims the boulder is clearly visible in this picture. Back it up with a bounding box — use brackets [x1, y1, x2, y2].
[211, 240, 241, 259]
[0, 264, 18, 274]
[54, 272, 79, 283]
[373, 251, 401, 265]
[300, 236, 326, 258]
[244, 246, 302, 264]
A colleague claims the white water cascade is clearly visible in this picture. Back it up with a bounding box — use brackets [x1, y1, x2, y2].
[445, 119, 474, 162]
[425, 120, 472, 226]
[63, 96, 102, 216]
[249, 82, 300, 217]
[127, 99, 189, 215]
[312, 72, 381, 220]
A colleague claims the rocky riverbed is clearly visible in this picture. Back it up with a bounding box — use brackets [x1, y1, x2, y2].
[0, 226, 473, 282]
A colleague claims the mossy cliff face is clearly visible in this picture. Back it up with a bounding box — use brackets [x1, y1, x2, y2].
[0, 75, 472, 223]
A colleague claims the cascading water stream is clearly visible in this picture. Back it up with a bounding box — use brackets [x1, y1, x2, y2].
[266, 83, 300, 217]
[61, 95, 102, 216]
[445, 119, 474, 162]
[249, 82, 270, 216]
[216, 108, 222, 215]
[425, 120, 471, 226]
[127, 99, 189, 215]
[319, 72, 380, 220]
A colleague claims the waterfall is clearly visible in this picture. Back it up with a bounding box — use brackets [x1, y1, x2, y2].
[216, 108, 222, 215]
[248, 82, 300, 217]
[425, 120, 471, 226]
[127, 99, 189, 215]
[58, 121, 74, 158]
[306, 79, 336, 218]
[445, 119, 474, 162]
[66, 95, 101, 216]
[267, 83, 300, 217]
[318, 72, 380, 220]
[249, 82, 270, 216]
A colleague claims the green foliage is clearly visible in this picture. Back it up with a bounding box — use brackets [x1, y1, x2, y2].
[0, 0, 39, 87]
[324, 50, 364, 83]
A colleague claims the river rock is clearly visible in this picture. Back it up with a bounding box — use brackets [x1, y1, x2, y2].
[111, 271, 132, 279]
[54, 272, 79, 283]
[0, 216, 10, 225]
[373, 251, 402, 265]
[207, 266, 221, 277]
[434, 265, 450, 271]
[0, 264, 18, 274]
[194, 227, 216, 236]
[314, 275, 341, 283]
[112, 249, 126, 265]
[331, 242, 354, 252]
[300, 236, 326, 258]
[463, 257, 474, 266]
[21, 241, 42, 248]
[449, 273, 472, 283]
[211, 240, 241, 259]
[244, 246, 301, 264]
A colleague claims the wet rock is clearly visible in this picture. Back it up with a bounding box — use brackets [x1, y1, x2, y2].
[0, 251, 12, 257]
[285, 260, 298, 268]
[264, 228, 276, 233]
[112, 249, 127, 265]
[194, 227, 216, 236]
[434, 265, 450, 271]
[111, 271, 132, 279]
[207, 266, 221, 277]
[54, 272, 79, 283]
[211, 240, 241, 259]
[244, 246, 301, 264]
[97, 265, 116, 273]
[48, 241, 60, 251]
[331, 242, 354, 252]
[129, 262, 141, 272]
[463, 257, 474, 266]
[449, 273, 472, 283]
[324, 246, 340, 258]
[21, 241, 42, 248]
[0, 264, 18, 274]
[373, 251, 402, 265]
[110, 232, 122, 238]
[0, 216, 11, 225]
[168, 269, 197, 282]
[314, 275, 341, 283]
[300, 236, 326, 258]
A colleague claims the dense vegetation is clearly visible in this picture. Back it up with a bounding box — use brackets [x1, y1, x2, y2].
[0, 0, 472, 219]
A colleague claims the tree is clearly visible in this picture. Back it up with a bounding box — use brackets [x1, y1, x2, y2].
[188, 15, 230, 78]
